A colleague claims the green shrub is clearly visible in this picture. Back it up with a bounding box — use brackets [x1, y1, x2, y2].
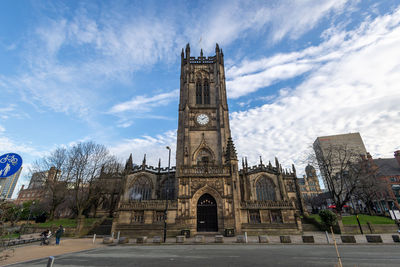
[319, 210, 338, 230]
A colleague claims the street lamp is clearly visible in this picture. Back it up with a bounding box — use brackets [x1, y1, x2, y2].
[27, 201, 36, 225]
[163, 146, 171, 243]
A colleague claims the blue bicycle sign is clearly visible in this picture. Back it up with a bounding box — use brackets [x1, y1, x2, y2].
[0, 153, 22, 178]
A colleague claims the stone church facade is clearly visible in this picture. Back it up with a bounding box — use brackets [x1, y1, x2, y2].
[112, 44, 305, 237]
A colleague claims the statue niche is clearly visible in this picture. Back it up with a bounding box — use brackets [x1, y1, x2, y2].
[195, 148, 214, 166]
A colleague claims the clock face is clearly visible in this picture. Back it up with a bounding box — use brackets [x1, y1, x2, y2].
[196, 114, 209, 125]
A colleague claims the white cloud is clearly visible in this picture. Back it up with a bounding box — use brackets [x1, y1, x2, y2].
[109, 89, 179, 113]
[229, 6, 400, 175]
[109, 130, 177, 166]
[187, 0, 351, 52]
[0, 136, 43, 158]
[225, 5, 400, 98]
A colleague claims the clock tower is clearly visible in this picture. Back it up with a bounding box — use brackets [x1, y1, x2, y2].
[176, 43, 231, 169]
[175, 43, 241, 233]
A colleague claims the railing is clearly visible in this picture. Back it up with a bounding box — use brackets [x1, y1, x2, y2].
[241, 200, 294, 209]
[119, 200, 177, 210]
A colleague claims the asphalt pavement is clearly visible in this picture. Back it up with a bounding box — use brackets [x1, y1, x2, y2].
[7, 244, 400, 267]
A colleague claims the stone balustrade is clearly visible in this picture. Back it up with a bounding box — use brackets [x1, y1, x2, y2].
[179, 166, 231, 176]
[241, 200, 294, 209]
[119, 200, 178, 210]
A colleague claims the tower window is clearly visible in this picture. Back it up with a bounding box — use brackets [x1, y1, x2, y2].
[203, 80, 210, 104]
[196, 80, 202, 104]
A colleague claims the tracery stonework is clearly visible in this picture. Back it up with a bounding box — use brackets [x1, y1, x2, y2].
[112, 44, 305, 237]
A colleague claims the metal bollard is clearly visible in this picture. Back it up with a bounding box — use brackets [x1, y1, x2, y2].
[325, 231, 330, 244]
[117, 231, 120, 241]
[47, 256, 55, 267]
[93, 234, 96, 244]
[244, 232, 248, 243]
[111, 232, 114, 239]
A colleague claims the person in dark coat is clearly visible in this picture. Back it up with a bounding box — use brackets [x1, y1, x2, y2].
[55, 225, 64, 245]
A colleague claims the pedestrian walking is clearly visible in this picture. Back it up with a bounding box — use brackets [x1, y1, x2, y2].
[55, 225, 64, 245]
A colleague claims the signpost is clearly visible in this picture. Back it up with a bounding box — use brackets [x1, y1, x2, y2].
[389, 210, 400, 220]
[0, 153, 22, 178]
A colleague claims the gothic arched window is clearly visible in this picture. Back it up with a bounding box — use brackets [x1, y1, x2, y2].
[129, 176, 152, 201]
[256, 177, 276, 201]
[196, 80, 202, 104]
[160, 178, 175, 200]
[203, 80, 210, 104]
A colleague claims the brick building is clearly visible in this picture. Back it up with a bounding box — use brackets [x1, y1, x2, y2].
[370, 150, 400, 213]
[15, 167, 57, 205]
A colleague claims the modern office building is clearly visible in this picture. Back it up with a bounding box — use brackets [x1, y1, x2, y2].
[0, 167, 22, 199]
[313, 132, 367, 188]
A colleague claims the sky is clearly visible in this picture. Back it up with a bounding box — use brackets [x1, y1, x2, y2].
[0, 0, 400, 197]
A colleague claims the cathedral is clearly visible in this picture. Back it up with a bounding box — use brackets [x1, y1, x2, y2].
[112, 44, 305, 237]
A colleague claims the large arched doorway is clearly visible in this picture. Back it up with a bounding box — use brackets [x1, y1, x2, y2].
[197, 193, 218, 232]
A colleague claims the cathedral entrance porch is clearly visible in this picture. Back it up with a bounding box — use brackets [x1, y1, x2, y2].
[197, 193, 218, 232]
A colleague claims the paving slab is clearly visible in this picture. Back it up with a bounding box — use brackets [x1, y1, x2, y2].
[1, 238, 104, 266]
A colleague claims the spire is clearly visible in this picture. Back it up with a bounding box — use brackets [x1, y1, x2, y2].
[292, 164, 296, 175]
[125, 153, 133, 172]
[259, 156, 263, 166]
[245, 157, 248, 169]
[142, 154, 146, 169]
[185, 43, 190, 59]
[242, 157, 245, 169]
[268, 160, 272, 169]
[275, 157, 279, 168]
[181, 48, 184, 57]
[215, 43, 219, 53]
[225, 137, 237, 162]
[200, 48, 203, 58]
[158, 158, 161, 168]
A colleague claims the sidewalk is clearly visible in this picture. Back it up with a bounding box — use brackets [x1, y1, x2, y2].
[1, 238, 104, 266]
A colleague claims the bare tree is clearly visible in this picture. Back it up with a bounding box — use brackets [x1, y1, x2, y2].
[303, 194, 326, 213]
[310, 144, 364, 214]
[353, 158, 388, 214]
[95, 160, 123, 218]
[31, 148, 71, 221]
[67, 142, 116, 218]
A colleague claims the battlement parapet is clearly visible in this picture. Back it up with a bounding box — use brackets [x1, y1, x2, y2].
[241, 200, 294, 210]
[129, 165, 176, 174]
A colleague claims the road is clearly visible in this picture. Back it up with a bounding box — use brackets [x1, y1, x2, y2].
[7, 244, 400, 267]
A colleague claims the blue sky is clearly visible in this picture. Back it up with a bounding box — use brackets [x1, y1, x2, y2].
[1, 0, 400, 196]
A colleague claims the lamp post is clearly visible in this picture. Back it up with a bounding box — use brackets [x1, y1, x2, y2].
[27, 201, 36, 224]
[163, 146, 171, 243]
